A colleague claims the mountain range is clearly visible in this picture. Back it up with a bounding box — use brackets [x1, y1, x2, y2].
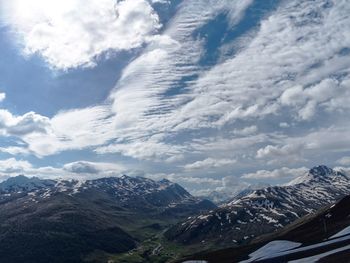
[1, 165, 350, 263]
[186, 193, 350, 263]
[166, 166, 350, 249]
[0, 174, 215, 263]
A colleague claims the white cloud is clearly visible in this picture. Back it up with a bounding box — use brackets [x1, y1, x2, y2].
[0, 146, 30, 155]
[334, 166, 350, 177]
[233, 125, 258, 136]
[256, 143, 305, 162]
[241, 167, 308, 180]
[184, 158, 236, 171]
[0, 158, 32, 174]
[42, 105, 115, 154]
[144, 172, 250, 197]
[280, 78, 342, 120]
[1, 0, 350, 194]
[279, 122, 290, 128]
[0, 109, 50, 137]
[184, 0, 350, 126]
[280, 85, 306, 106]
[0, 106, 116, 157]
[0, 93, 5, 102]
[94, 0, 350, 168]
[96, 138, 185, 161]
[254, 124, 350, 166]
[336, 157, 350, 166]
[290, 125, 350, 153]
[191, 134, 269, 154]
[158, 174, 223, 187]
[298, 100, 317, 120]
[149, 0, 169, 3]
[222, 175, 250, 191]
[1, 0, 161, 69]
[0, 158, 128, 181]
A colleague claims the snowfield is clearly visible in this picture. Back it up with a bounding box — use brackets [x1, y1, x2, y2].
[241, 225, 350, 262]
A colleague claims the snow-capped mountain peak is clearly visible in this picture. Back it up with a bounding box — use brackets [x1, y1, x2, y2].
[0, 175, 55, 193]
[0, 175, 212, 212]
[286, 165, 347, 186]
[310, 165, 334, 176]
[0, 176, 215, 263]
[0, 175, 174, 195]
[166, 165, 350, 246]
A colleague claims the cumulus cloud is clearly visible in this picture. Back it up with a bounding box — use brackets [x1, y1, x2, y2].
[280, 79, 341, 120]
[31, 106, 115, 156]
[0, 93, 5, 102]
[0, 106, 116, 157]
[280, 86, 306, 106]
[1, 0, 161, 69]
[0, 158, 32, 174]
[0, 110, 50, 137]
[256, 143, 305, 161]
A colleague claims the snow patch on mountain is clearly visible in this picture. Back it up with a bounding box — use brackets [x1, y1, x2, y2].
[167, 166, 350, 245]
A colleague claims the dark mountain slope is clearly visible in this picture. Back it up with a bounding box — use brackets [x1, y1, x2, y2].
[0, 175, 215, 263]
[182, 195, 350, 263]
[0, 193, 136, 263]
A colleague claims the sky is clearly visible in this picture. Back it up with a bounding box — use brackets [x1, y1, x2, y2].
[0, 0, 350, 196]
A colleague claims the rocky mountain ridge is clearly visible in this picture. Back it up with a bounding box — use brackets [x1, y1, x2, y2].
[166, 165, 350, 247]
[0, 174, 215, 263]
